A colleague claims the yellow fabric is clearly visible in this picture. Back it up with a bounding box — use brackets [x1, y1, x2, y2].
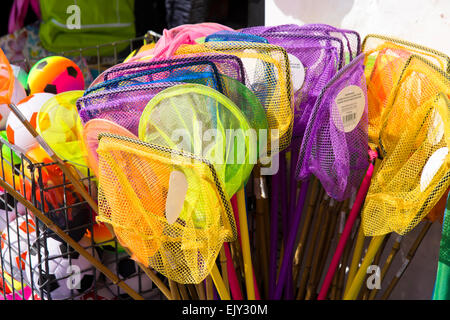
[362, 35, 450, 149]
[362, 91, 450, 236]
[96, 134, 236, 284]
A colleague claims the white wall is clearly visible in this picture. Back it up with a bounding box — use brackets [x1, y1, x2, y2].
[265, 0, 450, 55]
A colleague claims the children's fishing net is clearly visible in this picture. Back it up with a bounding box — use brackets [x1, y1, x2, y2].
[96, 133, 236, 283]
[241, 27, 344, 136]
[78, 82, 181, 136]
[84, 60, 224, 96]
[175, 41, 294, 151]
[90, 54, 246, 88]
[138, 83, 265, 197]
[242, 23, 360, 63]
[296, 53, 368, 201]
[362, 34, 450, 148]
[362, 91, 450, 236]
[379, 56, 450, 156]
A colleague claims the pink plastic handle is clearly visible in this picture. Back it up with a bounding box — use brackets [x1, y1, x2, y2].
[224, 242, 243, 300]
[317, 156, 375, 300]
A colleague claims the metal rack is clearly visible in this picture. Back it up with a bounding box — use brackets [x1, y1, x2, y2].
[0, 32, 168, 300]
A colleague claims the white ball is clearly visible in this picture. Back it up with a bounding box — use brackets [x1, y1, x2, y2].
[0, 78, 27, 130]
[1, 216, 37, 280]
[25, 236, 99, 300]
[6, 93, 54, 152]
[0, 193, 27, 232]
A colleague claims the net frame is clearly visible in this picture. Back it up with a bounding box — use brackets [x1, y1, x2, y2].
[90, 54, 247, 88]
[96, 133, 237, 284]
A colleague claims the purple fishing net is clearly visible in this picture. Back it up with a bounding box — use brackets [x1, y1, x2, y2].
[296, 53, 369, 201]
[242, 27, 343, 137]
[90, 54, 246, 88]
[77, 82, 179, 135]
[243, 23, 361, 62]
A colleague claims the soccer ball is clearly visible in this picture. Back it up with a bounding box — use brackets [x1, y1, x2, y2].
[25, 236, 99, 300]
[105, 254, 155, 299]
[0, 77, 27, 130]
[0, 191, 26, 232]
[1, 216, 37, 280]
[27, 56, 84, 95]
[6, 93, 55, 152]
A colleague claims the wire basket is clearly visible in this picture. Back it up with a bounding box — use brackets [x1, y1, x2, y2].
[0, 33, 169, 300]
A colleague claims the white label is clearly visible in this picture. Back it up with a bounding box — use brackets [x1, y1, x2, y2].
[287, 53, 305, 92]
[241, 49, 260, 86]
[334, 85, 365, 133]
[420, 147, 448, 192]
[428, 109, 444, 146]
[165, 170, 188, 224]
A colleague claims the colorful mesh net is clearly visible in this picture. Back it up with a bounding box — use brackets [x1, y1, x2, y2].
[96, 133, 236, 283]
[138, 83, 264, 197]
[362, 91, 450, 236]
[79, 69, 268, 152]
[296, 53, 368, 201]
[36, 91, 89, 176]
[205, 30, 269, 43]
[175, 41, 294, 151]
[90, 54, 246, 88]
[242, 23, 360, 63]
[433, 193, 450, 300]
[84, 60, 224, 96]
[379, 56, 450, 156]
[78, 82, 180, 135]
[362, 34, 450, 149]
[241, 27, 344, 136]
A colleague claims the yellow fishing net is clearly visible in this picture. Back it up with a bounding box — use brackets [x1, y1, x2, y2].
[379, 55, 450, 155]
[175, 41, 294, 152]
[362, 92, 450, 236]
[96, 133, 236, 284]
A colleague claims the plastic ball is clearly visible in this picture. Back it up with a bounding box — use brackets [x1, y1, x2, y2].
[25, 236, 99, 300]
[6, 93, 55, 152]
[1, 216, 37, 280]
[11, 65, 28, 90]
[0, 77, 27, 130]
[27, 56, 84, 95]
[36, 91, 88, 177]
[0, 191, 26, 232]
